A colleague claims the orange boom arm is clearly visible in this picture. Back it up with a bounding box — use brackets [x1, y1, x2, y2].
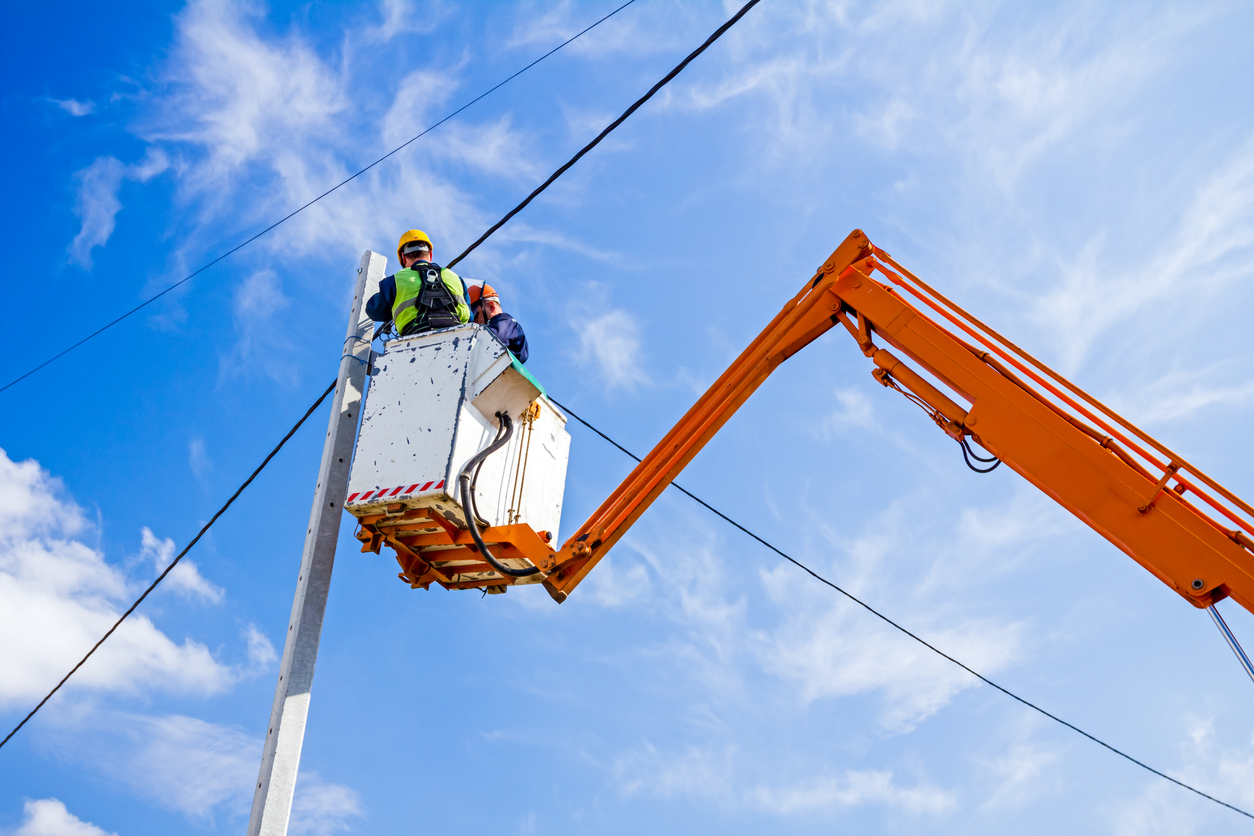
[541, 230, 1254, 612]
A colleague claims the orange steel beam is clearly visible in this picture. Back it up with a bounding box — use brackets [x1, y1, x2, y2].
[543, 229, 1254, 614]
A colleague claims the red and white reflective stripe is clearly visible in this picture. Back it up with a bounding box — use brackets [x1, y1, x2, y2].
[347, 479, 444, 504]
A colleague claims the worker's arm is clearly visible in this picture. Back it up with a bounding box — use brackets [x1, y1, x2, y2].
[541, 230, 1254, 614]
[440, 268, 471, 324]
[488, 313, 528, 363]
[366, 275, 397, 323]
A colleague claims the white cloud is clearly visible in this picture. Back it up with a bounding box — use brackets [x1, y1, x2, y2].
[1028, 138, 1254, 373]
[45, 711, 256, 818]
[120, 0, 563, 300]
[1108, 365, 1254, 426]
[51, 98, 95, 117]
[151, 0, 347, 184]
[244, 623, 277, 670]
[754, 582, 1021, 731]
[819, 387, 877, 436]
[614, 741, 736, 800]
[42, 710, 358, 828]
[188, 437, 212, 480]
[578, 556, 650, 608]
[1109, 715, 1254, 835]
[222, 268, 298, 385]
[755, 495, 1028, 731]
[750, 769, 955, 815]
[978, 740, 1060, 811]
[68, 149, 170, 268]
[505, 0, 669, 57]
[0, 449, 234, 709]
[139, 526, 224, 604]
[69, 157, 125, 269]
[10, 798, 117, 836]
[571, 307, 649, 392]
[613, 742, 954, 817]
[290, 772, 362, 836]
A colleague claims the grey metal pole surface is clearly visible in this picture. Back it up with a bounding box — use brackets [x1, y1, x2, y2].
[247, 250, 385, 836]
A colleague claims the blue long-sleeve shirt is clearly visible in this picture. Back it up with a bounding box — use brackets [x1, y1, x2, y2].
[486, 312, 528, 364]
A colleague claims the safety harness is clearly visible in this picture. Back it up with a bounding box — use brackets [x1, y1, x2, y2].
[391, 262, 461, 335]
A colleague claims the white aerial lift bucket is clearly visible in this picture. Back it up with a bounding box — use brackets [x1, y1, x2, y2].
[345, 323, 570, 592]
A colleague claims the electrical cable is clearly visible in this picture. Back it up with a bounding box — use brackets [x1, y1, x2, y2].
[0, 379, 337, 751]
[0, 0, 639, 396]
[446, 0, 764, 269]
[547, 396, 1254, 822]
[0, 0, 759, 745]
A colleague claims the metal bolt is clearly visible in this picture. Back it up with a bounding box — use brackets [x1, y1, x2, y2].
[1191, 579, 1205, 590]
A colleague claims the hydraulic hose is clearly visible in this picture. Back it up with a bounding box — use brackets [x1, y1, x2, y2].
[468, 418, 507, 527]
[458, 412, 541, 578]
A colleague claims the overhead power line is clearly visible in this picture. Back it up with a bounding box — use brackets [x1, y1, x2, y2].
[447, 0, 765, 269]
[0, 0, 639, 396]
[0, 0, 759, 749]
[547, 398, 1254, 823]
[0, 380, 337, 751]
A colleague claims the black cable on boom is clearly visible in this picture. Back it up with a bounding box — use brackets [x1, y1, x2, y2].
[547, 397, 1254, 823]
[0, 380, 337, 751]
[0, 0, 639, 396]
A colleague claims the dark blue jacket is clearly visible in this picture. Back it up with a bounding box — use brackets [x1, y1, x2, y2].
[365, 275, 398, 323]
[486, 312, 528, 364]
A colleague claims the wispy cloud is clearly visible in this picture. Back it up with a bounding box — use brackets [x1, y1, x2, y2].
[1028, 137, 1254, 373]
[189, 436, 213, 481]
[614, 741, 736, 801]
[139, 526, 224, 604]
[69, 157, 124, 269]
[244, 623, 277, 671]
[50, 97, 96, 117]
[45, 710, 257, 818]
[569, 305, 649, 393]
[221, 268, 298, 385]
[1107, 365, 1254, 426]
[750, 769, 955, 815]
[69, 149, 169, 268]
[1108, 714, 1254, 835]
[42, 709, 358, 826]
[290, 772, 363, 836]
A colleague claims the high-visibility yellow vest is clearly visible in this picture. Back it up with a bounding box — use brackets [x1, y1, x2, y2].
[392, 263, 469, 335]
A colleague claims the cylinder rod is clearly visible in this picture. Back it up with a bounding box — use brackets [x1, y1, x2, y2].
[1208, 604, 1254, 686]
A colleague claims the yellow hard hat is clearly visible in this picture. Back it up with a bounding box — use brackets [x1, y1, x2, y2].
[397, 229, 433, 263]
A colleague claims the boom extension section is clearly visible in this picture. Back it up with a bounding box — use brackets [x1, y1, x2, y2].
[540, 230, 1254, 613]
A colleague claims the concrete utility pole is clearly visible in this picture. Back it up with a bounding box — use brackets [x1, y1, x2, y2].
[247, 251, 384, 836]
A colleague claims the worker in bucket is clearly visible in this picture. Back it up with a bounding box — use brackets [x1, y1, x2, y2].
[366, 229, 470, 334]
[468, 282, 529, 364]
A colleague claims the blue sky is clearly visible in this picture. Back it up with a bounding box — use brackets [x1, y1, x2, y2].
[3, 1, 1254, 834]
